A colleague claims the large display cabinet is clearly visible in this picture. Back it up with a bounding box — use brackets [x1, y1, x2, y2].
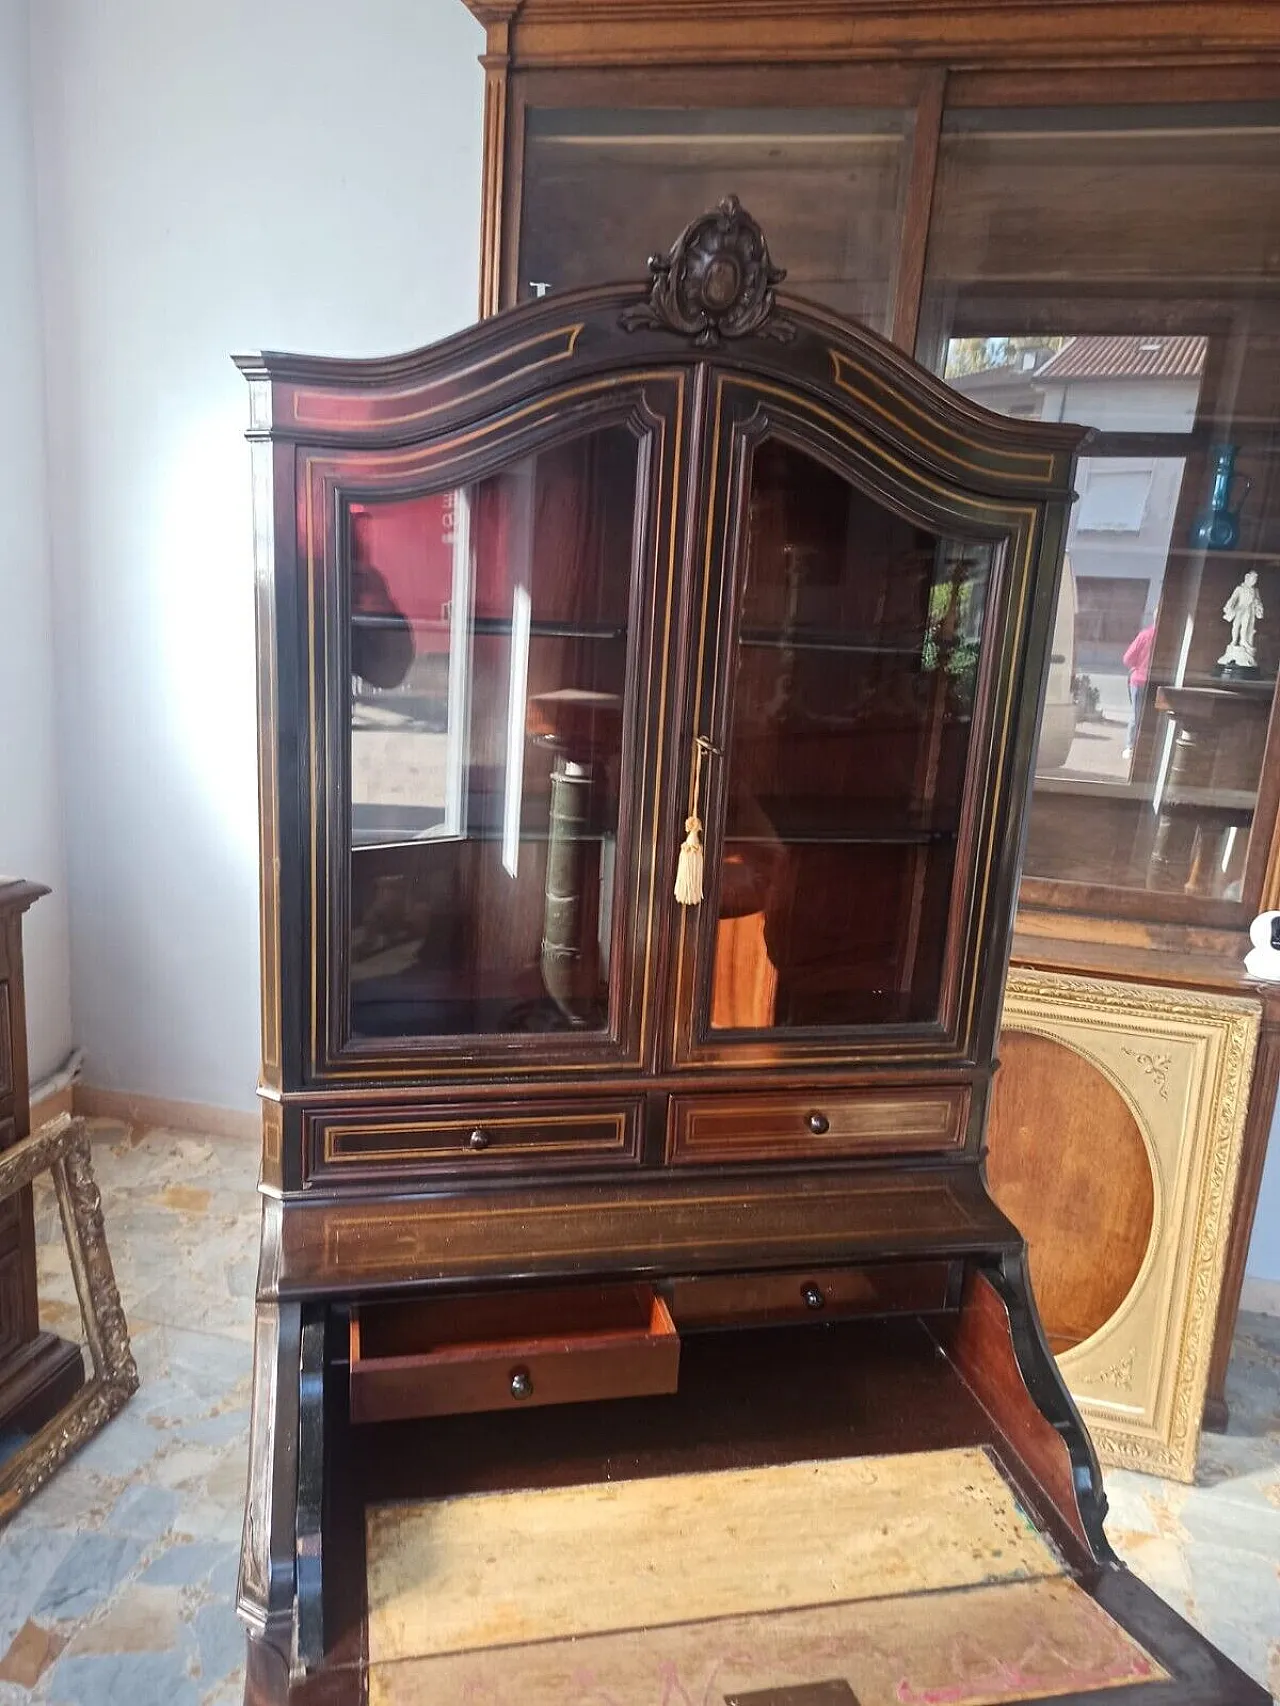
[461, 0, 1280, 1432]
[235, 207, 1266, 1705]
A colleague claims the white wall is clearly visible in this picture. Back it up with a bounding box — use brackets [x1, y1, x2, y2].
[1248, 1114, 1280, 1285]
[29, 0, 484, 1111]
[0, 0, 73, 1084]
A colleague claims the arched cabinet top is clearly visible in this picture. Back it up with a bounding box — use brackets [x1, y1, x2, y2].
[234, 200, 1089, 503]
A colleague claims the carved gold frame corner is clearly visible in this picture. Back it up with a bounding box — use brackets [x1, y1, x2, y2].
[1000, 970, 1259, 1482]
[0, 1114, 139, 1523]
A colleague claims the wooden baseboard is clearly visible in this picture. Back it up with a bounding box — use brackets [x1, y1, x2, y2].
[73, 1084, 259, 1143]
[28, 1084, 75, 1132]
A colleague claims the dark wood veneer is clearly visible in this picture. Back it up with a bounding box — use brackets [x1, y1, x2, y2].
[235, 207, 1265, 1706]
[666, 1086, 968, 1164]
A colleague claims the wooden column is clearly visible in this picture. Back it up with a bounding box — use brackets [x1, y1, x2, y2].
[474, 3, 522, 319]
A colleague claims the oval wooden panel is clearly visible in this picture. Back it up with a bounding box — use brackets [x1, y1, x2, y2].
[986, 1030, 1154, 1354]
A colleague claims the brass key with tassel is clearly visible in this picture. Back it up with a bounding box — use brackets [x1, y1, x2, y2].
[675, 735, 718, 906]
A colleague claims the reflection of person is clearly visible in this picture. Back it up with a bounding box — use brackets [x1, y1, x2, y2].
[1122, 615, 1156, 760]
[351, 558, 415, 689]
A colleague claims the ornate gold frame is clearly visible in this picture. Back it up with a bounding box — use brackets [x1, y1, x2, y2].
[999, 970, 1259, 1481]
[0, 1115, 139, 1522]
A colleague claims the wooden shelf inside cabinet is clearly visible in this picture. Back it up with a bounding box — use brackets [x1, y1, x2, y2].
[739, 627, 925, 658]
[732, 798, 960, 847]
[349, 1283, 680, 1424]
[471, 617, 628, 641]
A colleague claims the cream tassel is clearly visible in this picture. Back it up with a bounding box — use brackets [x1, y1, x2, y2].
[674, 814, 704, 905]
[674, 735, 714, 906]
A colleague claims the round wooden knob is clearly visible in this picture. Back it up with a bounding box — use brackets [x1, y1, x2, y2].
[509, 1367, 533, 1400]
[468, 1128, 492, 1152]
[806, 1111, 830, 1135]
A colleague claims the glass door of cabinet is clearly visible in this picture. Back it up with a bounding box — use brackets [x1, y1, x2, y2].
[670, 402, 1000, 1067]
[325, 391, 681, 1077]
[516, 103, 917, 334]
[918, 102, 1280, 928]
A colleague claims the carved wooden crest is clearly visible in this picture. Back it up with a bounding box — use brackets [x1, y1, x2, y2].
[620, 196, 794, 346]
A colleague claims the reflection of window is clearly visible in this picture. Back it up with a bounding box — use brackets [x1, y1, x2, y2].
[1076, 462, 1154, 533]
[350, 491, 474, 847]
[1074, 577, 1148, 647]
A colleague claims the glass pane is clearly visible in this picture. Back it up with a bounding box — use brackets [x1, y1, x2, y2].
[710, 440, 993, 1031]
[347, 426, 638, 1038]
[922, 106, 1280, 906]
[520, 107, 913, 332]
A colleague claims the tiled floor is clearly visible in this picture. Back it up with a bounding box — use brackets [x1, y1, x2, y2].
[0, 1121, 1276, 1704]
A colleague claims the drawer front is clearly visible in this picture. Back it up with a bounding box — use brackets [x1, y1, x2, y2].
[349, 1284, 680, 1424]
[666, 1088, 968, 1165]
[308, 1100, 642, 1179]
[665, 1260, 953, 1330]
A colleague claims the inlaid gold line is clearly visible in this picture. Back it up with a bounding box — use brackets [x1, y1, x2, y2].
[317, 1173, 969, 1235]
[828, 351, 1057, 481]
[292, 325, 584, 428]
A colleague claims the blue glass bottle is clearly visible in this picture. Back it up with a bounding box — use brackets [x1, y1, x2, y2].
[1191, 445, 1252, 551]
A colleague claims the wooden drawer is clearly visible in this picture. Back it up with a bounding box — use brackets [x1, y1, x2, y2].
[349, 1283, 680, 1424]
[309, 1100, 642, 1179]
[666, 1088, 968, 1165]
[664, 1260, 953, 1330]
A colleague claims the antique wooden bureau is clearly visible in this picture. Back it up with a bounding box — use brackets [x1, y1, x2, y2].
[234, 204, 1268, 1706]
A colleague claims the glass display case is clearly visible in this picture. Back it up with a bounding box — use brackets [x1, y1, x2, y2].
[518, 104, 917, 331]
[487, 68, 1280, 940]
[917, 102, 1280, 930]
[466, 23, 1280, 1435]
[348, 429, 638, 1040]
[235, 200, 1268, 1706]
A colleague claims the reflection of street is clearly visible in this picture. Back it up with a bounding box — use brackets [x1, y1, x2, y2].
[352, 699, 450, 810]
[1044, 665, 1133, 782]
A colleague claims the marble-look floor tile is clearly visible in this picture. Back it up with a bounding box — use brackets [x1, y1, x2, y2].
[41, 1650, 204, 1706]
[62, 1585, 186, 1657]
[0, 1622, 67, 1690]
[31, 1534, 148, 1626]
[3, 1125, 259, 1705]
[5, 1120, 1280, 1703]
[139, 1541, 231, 1589]
[1103, 1305, 1280, 1686]
[104, 1485, 184, 1540]
[0, 1529, 77, 1654]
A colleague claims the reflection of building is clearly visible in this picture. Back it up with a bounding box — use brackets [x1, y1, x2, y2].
[952, 336, 1206, 668]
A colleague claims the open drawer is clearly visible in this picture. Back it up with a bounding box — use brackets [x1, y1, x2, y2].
[349, 1283, 680, 1424]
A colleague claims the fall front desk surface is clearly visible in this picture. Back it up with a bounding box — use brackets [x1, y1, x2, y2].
[363, 1446, 1161, 1706]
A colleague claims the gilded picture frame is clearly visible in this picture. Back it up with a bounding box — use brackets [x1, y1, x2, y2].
[0, 1114, 139, 1523]
[994, 970, 1259, 1481]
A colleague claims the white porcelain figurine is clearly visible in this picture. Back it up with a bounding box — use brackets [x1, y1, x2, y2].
[1218, 569, 1263, 672]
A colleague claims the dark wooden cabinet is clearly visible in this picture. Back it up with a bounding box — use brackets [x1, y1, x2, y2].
[0, 881, 84, 1436]
[233, 207, 1267, 1706]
